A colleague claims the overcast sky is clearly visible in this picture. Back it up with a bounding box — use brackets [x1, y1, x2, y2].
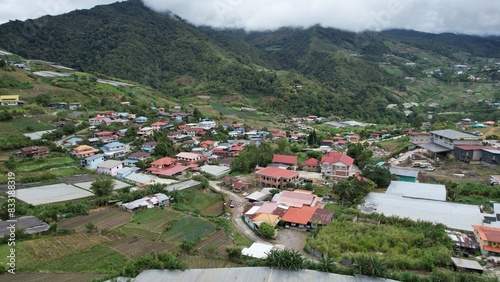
[1, 0, 499, 35]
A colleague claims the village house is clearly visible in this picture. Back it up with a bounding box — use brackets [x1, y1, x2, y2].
[68, 103, 81, 111]
[101, 142, 128, 158]
[199, 120, 217, 129]
[85, 154, 105, 169]
[135, 116, 148, 124]
[147, 157, 177, 174]
[151, 121, 168, 131]
[254, 167, 300, 188]
[94, 131, 118, 143]
[229, 144, 245, 157]
[97, 160, 123, 176]
[141, 141, 157, 152]
[176, 152, 203, 163]
[302, 158, 320, 172]
[96, 111, 116, 119]
[346, 134, 359, 143]
[116, 167, 140, 179]
[73, 145, 99, 158]
[123, 151, 150, 166]
[321, 140, 334, 147]
[472, 225, 500, 255]
[232, 181, 249, 193]
[137, 127, 154, 137]
[184, 127, 205, 137]
[200, 140, 214, 151]
[88, 116, 112, 126]
[0, 95, 20, 106]
[121, 193, 169, 212]
[272, 154, 298, 169]
[243, 202, 285, 230]
[218, 157, 234, 167]
[17, 146, 50, 158]
[320, 151, 354, 181]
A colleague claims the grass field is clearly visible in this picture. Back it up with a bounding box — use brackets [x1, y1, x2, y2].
[175, 188, 224, 216]
[0, 233, 114, 271]
[0, 116, 55, 135]
[26, 244, 127, 273]
[163, 216, 217, 242]
[14, 155, 78, 172]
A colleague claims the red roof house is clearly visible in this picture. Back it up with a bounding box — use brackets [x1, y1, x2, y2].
[147, 157, 177, 173]
[272, 154, 298, 167]
[302, 158, 320, 172]
[320, 151, 354, 180]
[255, 167, 300, 188]
[281, 206, 317, 226]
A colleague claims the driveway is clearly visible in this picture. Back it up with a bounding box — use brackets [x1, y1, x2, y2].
[209, 181, 318, 261]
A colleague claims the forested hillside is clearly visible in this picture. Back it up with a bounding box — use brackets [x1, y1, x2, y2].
[0, 0, 499, 122]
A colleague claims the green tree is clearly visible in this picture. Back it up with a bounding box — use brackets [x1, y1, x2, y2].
[85, 222, 97, 233]
[276, 137, 291, 154]
[90, 175, 115, 197]
[362, 165, 396, 188]
[307, 130, 320, 147]
[259, 222, 276, 239]
[347, 143, 373, 170]
[332, 178, 374, 207]
[351, 254, 388, 278]
[265, 249, 305, 271]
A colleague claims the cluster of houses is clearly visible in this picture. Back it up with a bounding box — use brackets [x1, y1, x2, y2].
[409, 129, 500, 165]
[243, 189, 334, 233]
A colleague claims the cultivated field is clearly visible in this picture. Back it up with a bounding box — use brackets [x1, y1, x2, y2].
[0, 233, 115, 272]
[162, 216, 217, 242]
[59, 207, 133, 231]
[195, 230, 231, 256]
[109, 237, 177, 257]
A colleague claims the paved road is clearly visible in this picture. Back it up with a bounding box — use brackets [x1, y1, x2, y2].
[209, 181, 265, 244]
[55, 125, 89, 147]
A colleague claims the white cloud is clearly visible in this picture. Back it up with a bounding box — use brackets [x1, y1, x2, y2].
[0, 0, 499, 35]
[0, 0, 122, 23]
[142, 0, 500, 35]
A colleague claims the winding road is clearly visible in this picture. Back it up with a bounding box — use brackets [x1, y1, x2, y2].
[209, 181, 265, 244]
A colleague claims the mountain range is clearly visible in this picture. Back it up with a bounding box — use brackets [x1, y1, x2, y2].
[0, 0, 499, 123]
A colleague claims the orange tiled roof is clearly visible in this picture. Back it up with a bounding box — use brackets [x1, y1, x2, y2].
[281, 206, 317, 225]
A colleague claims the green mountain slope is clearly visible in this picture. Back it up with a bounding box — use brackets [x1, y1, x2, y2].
[0, 0, 499, 123]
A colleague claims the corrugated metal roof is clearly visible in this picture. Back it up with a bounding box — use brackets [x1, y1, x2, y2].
[386, 181, 446, 201]
[450, 257, 484, 271]
[133, 267, 398, 282]
[389, 168, 419, 178]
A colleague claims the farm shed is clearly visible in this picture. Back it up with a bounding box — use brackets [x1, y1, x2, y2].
[121, 193, 169, 212]
[200, 165, 231, 179]
[0, 216, 50, 237]
[450, 257, 484, 273]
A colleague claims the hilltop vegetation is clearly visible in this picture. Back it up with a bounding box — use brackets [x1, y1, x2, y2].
[1, 0, 499, 121]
